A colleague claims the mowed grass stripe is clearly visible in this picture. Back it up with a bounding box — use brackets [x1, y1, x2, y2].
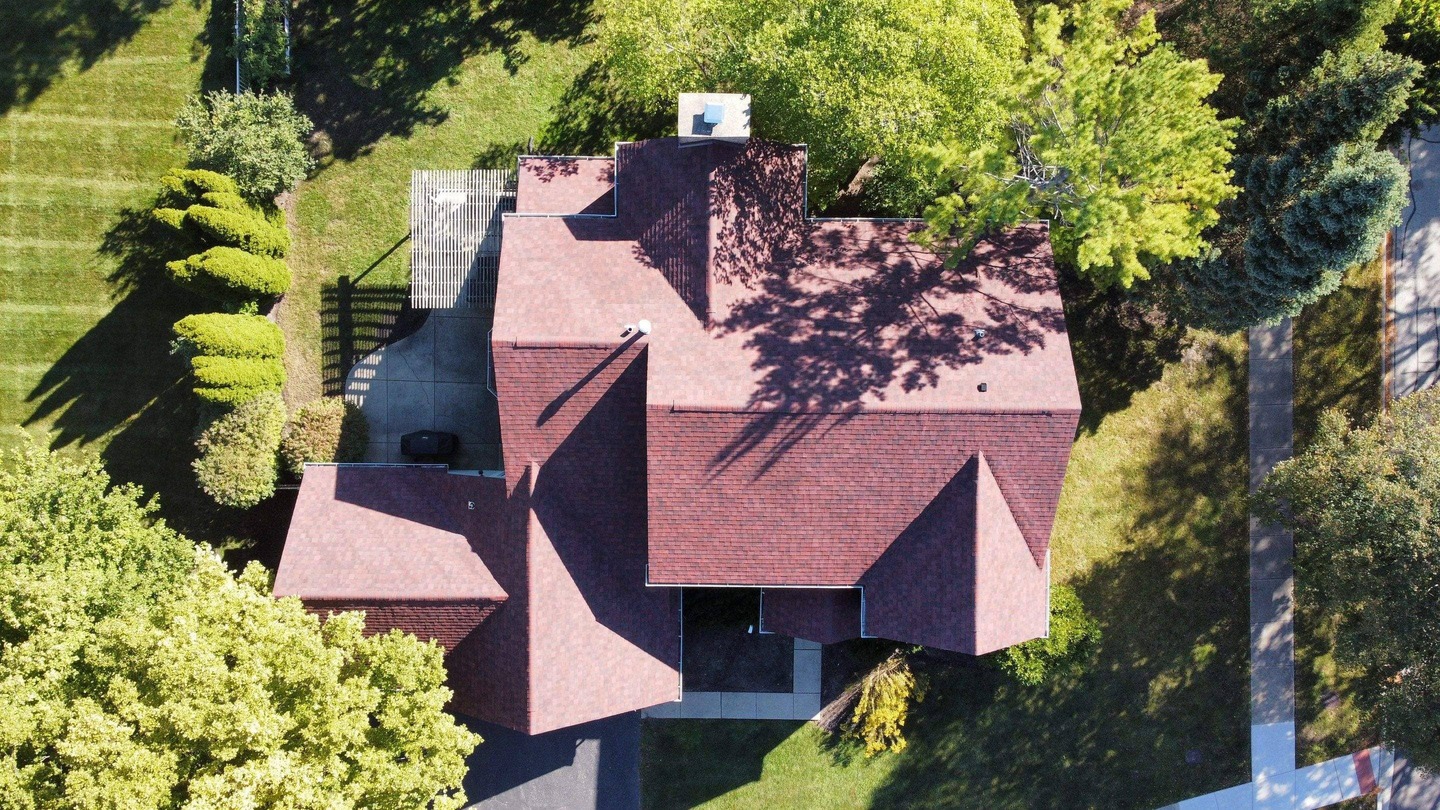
[0, 301, 116, 316]
[3, 137, 178, 180]
[1, 206, 133, 244]
[23, 67, 201, 123]
[0, 175, 153, 196]
[0, 250, 123, 304]
[4, 114, 173, 129]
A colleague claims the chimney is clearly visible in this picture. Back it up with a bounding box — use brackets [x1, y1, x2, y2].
[678, 93, 751, 147]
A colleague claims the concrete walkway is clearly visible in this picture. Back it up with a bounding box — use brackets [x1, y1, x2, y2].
[643, 638, 823, 721]
[1249, 320, 1297, 790]
[343, 309, 500, 471]
[1392, 125, 1440, 400]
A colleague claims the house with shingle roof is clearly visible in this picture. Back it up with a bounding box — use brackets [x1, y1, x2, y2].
[275, 95, 1081, 735]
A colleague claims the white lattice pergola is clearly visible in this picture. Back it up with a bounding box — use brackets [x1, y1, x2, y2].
[409, 170, 516, 309]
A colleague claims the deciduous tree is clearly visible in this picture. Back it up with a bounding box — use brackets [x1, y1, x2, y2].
[0, 447, 481, 808]
[1258, 388, 1440, 768]
[923, 0, 1239, 288]
[596, 0, 1025, 213]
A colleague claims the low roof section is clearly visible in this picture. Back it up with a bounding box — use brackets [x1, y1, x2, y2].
[276, 464, 680, 736]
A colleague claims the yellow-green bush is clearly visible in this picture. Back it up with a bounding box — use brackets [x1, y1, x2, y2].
[847, 649, 928, 756]
[199, 191, 251, 213]
[193, 391, 286, 507]
[165, 246, 291, 302]
[173, 313, 284, 359]
[993, 584, 1102, 686]
[185, 205, 290, 257]
[280, 398, 369, 475]
[190, 355, 284, 407]
[158, 167, 239, 206]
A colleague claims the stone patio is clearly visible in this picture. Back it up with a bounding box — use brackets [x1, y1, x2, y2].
[344, 308, 501, 471]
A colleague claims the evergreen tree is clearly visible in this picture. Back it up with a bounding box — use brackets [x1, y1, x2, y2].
[1177, 49, 1417, 328]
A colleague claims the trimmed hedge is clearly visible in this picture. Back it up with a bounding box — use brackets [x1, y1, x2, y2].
[199, 191, 251, 213]
[280, 398, 369, 475]
[159, 168, 239, 206]
[191, 354, 285, 391]
[185, 205, 290, 257]
[193, 391, 286, 508]
[173, 313, 284, 359]
[165, 246, 291, 302]
[151, 207, 188, 233]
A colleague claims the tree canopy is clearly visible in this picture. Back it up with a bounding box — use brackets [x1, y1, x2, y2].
[922, 0, 1239, 288]
[1257, 389, 1440, 769]
[595, 0, 1025, 213]
[0, 447, 480, 808]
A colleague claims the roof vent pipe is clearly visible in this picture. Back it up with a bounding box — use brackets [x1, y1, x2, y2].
[638, 319, 653, 335]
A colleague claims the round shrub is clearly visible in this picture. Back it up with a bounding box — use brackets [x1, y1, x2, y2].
[173, 313, 284, 359]
[159, 167, 240, 206]
[280, 398, 369, 475]
[175, 91, 314, 200]
[184, 206, 290, 258]
[194, 391, 286, 508]
[993, 584, 1102, 686]
[166, 246, 291, 302]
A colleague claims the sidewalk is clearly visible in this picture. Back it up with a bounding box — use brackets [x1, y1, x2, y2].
[1391, 125, 1440, 399]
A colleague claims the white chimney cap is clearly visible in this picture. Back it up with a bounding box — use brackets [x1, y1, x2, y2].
[679, 93, 751, 146]
[637, 319, 653, 335]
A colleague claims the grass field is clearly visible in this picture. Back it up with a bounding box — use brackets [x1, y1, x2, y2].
[0, 1, 243, 540]
[1291, 257, 1385, 765]
[643, 310, 1251, 808]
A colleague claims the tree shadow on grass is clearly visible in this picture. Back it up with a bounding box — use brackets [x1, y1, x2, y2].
[19, 204, 243, 540]
[1061, 270, 1185, 435]
[0, 0, 181, 115]
[641, 720, 807, 809]
[533, 61, 670, 156]
[294, 0, 595, 163]
[866, 340, 1249, 809]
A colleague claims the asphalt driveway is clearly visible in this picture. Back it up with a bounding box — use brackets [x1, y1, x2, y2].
[460, 711, 640, 810]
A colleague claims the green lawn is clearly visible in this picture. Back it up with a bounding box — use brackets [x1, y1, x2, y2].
[644, 315, 1250, 808]
[0, 1, 240, 540]
[1291, 257, 1385, 765]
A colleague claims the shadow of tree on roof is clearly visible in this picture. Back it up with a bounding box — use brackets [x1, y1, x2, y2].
[712, 226, 1066, 471]
[0, 0, 180, 115]
[294, 0, 595, 162]
[864, 339, 1249, 809]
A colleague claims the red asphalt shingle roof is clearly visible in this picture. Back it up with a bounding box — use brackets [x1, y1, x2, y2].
[500, 137, 1079, 594]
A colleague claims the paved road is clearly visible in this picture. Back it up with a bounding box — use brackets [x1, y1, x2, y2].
[1392, 125, 1440, 400]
